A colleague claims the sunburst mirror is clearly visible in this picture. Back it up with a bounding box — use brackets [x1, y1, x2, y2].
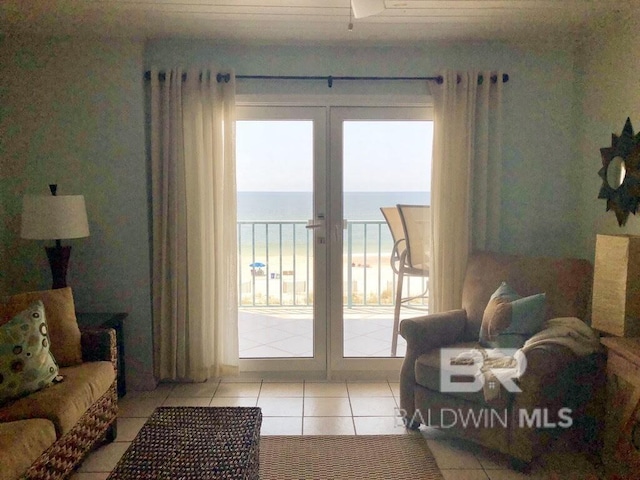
[598, 118, 640, 226]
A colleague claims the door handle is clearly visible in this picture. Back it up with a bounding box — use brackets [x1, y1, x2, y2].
[306, 219, 324, 229]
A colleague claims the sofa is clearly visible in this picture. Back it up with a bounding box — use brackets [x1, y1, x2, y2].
[399, 251, 606, 466]
[0, 288, 118, 480]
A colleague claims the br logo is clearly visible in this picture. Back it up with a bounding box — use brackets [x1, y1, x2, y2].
[439, 348, 527, 394]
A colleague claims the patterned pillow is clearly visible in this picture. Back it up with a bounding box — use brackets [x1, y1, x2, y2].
[0, 301, 59, 405]
[479, 282, 546, 348]
[2, 287, 82, 366]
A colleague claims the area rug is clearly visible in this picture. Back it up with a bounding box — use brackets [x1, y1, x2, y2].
[107, 407, 262, 479]
[260, 435, 443, 479]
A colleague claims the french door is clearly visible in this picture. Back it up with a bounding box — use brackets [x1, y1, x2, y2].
[236, 102, 432, 379]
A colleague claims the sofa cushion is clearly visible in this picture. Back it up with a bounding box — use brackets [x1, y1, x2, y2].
[0, 418, 57, 480]
[0, 301, 59, 406]
[415, 341, 512, 409]
[479, 282, 546, 348]
[0, 361, 115, 437]
[2, 287, 82, 367]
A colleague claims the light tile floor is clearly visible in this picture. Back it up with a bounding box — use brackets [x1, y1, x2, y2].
[70, 380, 603, 480]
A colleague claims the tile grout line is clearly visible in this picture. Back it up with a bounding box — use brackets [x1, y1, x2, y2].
[257, 379, 264, 402]
[211, 378, 221, 399]
[301, 379, 306, 435]
[346, 380, 358, 435]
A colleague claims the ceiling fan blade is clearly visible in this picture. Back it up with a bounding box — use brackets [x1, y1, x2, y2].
[351, 0, 385, 19]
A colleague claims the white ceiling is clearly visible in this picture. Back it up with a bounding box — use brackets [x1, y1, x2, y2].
[0, 0, 635, 45]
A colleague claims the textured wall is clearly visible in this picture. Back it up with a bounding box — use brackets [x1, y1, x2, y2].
[576, 13, 640, 259]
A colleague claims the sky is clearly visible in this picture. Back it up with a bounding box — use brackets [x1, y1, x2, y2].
[236, 120, 433, 192]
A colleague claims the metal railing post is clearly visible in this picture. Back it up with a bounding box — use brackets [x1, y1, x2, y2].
[377, 222, 382, 306]
[347, 222, 353, 309]
[251, 223, 256, 306]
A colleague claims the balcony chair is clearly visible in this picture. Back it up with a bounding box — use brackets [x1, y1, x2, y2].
[399, 251, 606, 468]
[380, 205, 430, 356]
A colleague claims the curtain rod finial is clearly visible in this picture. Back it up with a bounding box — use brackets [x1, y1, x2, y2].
[216, 73, 231, 83]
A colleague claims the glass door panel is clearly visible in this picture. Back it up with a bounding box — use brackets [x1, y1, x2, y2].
[342, 120, 433, 358]
[329, 107, 433, 374]
[236, 106, 327, 374]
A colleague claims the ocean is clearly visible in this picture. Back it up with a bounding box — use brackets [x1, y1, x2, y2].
[237, 191, 430, 222]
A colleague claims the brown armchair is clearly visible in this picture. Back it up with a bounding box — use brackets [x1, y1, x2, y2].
[399, 251, 606, 466]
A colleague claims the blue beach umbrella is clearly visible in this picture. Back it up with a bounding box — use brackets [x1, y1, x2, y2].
[249, 262, 266, 268]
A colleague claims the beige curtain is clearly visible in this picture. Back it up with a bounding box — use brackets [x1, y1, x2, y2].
[429, 70, 503, 313]
[150, 67, 238, 381]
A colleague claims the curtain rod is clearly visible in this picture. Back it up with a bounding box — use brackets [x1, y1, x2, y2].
[143, 71, 509, 88]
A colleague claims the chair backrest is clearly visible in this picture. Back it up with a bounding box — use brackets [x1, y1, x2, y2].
[380, 206, 406, 259]
[461, 251, 593, 342]
[397, 204, 430, 270]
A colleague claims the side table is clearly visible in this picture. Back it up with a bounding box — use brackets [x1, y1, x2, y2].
[76, 312, 128, 398]
[601, 336, 640, 478]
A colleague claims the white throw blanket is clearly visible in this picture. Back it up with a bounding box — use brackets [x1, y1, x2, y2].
[453, 317, 602, 402]
[522, 316, 602, 357]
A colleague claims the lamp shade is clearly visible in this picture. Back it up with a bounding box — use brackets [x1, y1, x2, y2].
[591, 234, 640, 337]
[21, 195, 90, 240]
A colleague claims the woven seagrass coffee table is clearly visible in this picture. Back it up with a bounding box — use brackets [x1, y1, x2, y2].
[107, 407, 262, 480]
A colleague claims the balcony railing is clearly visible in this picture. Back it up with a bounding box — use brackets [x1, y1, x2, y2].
[238, 220, 427, 308]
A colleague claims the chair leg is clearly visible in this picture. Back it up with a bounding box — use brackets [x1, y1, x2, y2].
[403, 417, 421, 430]
[105, 419, 118, 443]
[392, 268, 404, 357]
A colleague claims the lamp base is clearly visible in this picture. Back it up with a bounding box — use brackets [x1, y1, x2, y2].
[45, 245, 71, 289]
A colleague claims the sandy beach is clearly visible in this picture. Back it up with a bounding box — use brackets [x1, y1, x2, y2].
[239, 252, 427, 307]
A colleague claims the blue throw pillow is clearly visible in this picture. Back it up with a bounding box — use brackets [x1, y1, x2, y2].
[480, 282, 546, 348]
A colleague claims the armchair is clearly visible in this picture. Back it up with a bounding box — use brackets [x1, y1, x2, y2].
[399, 251, 606, 465]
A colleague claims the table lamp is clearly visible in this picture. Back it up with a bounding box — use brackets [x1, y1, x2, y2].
[20, 184, 90, 289]
[591, 234, 640, 337]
